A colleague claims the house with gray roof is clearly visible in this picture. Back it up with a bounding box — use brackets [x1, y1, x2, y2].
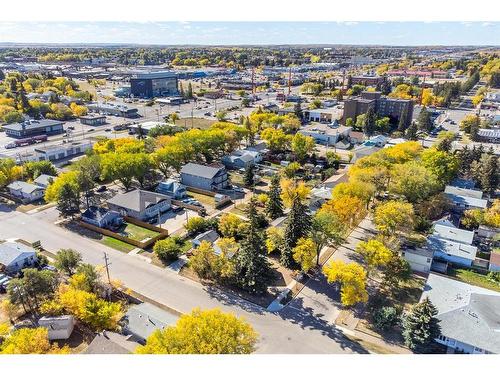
[0, 241, 37, 274]
[33, 174, 56, 189]
[191, 230, 219, 248]
[7, 181, 45, 203]
[427, 235, 477, 267]
[81, 206, 123, 228]
[106, 189, 171, 221]
[433, 222, 474, 245]
[222, 149, 262, 169]
[120, 302, 179, 344]
[421, 273, 500, 354]
[445, 192, 488, 211]
[444, 185, 484, 199]
[180, 163, 229, 191]
[2, 119, 64, 138]
[156, 179, 187, 199]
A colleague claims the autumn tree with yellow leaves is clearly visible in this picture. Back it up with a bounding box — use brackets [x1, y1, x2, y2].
[323, 260, 368, 307]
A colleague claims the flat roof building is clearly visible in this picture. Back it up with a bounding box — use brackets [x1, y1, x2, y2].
[130, 71, 178, 98]
[3, 119, 64, 138]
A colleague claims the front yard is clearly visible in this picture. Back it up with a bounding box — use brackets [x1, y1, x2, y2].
[100, 236, 136, 253]
[118, 223, 158, 241]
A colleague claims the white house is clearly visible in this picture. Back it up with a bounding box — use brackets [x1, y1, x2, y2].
[298, 122, 351, 146]
[33, 174, 56, 189]
[7, 181, 45, 203]
[401, 247, 434, 273]
[38, 315, 75, 340]
[421, 273, 500, 354]
[0, 241, 38, 274]
[432, 222, 475, 245]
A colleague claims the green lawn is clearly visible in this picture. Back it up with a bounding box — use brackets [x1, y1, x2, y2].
[187, 191, 215, 207]
[448, 268, 500, 292]
[100, 236, 136, 253]
[120, 223, 158, 241]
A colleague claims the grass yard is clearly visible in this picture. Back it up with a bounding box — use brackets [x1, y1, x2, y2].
[100, 236, 136, 253]
[119, 223, 158, 241]
[448, 268, 500, 292]
[229, 171, 245, 186]
[187, 191, 215, 207]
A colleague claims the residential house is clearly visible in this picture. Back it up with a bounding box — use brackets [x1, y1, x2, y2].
[192, 230, 219, 248]
[401, 247, 434, 273]
[433, 222, 475, 245]
[222, 149, 263, 169]
[121, 303, 179, 345]
[7, 181, 45, 203]
[107, 189, 171, 221]
[84, 332, 135, 354]
[427, 235, 477, 267]
[33, 174, 55, 189]
[421, 273, 500, 354]
[309, 186, 333, 211]
[38, 315, 75, 340]
[489, 250, 500, 272]
[180, 163, 229, 191]
[81, 206, 123, 228]
[445, 192, 488, 212]
[0, 241, 37, 274]
[156, 179, 187, 199]
[444, 185, 483, 199]
[302, 107, 340, 123]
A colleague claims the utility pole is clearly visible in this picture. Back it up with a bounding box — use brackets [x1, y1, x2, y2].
[103, 252, 112, 286]
[288, 66, 292, 96]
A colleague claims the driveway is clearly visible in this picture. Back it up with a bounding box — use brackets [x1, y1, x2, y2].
[0, 206, 366, 354]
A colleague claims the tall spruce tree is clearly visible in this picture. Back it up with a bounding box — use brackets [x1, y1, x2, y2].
[402, 297, 441, 353]
[363, 106, 376, 137]
[281, 195, 311, 268]
[405, 121, 418, 141]
[417, 106, 432, 132]
[243, 164, 255, 188]
[397, 104, 409, 132]
[235, 197, 273, 294]
[266, 174, 284, 220]
[479, 154, 499, 194]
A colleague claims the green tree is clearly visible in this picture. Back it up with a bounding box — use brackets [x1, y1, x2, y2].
[383, 254, 412, 290]
[405, 121, 418, 140]
[282, 194, 311, 268]
[479, 154, 499, 194]
[136, 308, 257, 354]
[291, 133, 315, 162]
[23, 160, 57, 180]
[417, 106, 432, 132]
[243, 163, 255, 187]
[265, 174, 284, 220]
[54, 249, 82, 276]
[363, 106, 376, 137]
[235, 197, 273, 294]
[56, 182, 80, 218]
[310, 211, 346, 265]
[153, 236, 185, 262]
[402, 297, 441, 353]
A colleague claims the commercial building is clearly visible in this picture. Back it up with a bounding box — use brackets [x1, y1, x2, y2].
[87, 103, 139, 118]
[477, 128, 500, 144]
[421, 273, 500, 354]
[3, 119, 64, 138]
[350, 75, 386, 86]
[342, 91, 414, 129]
[80, 114, 107, 126]
[130, 71, 179, 98]
[34, 141, 93, 162]
[302, 107, 341, 123]
[299, 122, 352, 147]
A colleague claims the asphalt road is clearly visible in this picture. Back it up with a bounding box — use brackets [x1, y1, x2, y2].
[0, 206, 365, 354]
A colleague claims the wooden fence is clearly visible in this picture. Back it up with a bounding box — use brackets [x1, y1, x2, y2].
[78, 217, 168, 249]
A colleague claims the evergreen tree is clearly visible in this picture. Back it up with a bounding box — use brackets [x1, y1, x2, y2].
[57, 183, 80, 218]
[265, 174, 284, 220]
[243, 163, 255, 187]
[244, 116, 255, 146]
[479, 154, 499, 194]
[363, 106, 376, 137]
[0, 69, 5, 81]
[397, 104, 409, 132]
[405, 121, 418, 140]
[417, 106, 432, 132]
[281, 196, 311, 268]
[346, 75, 352, 89]
[469, 116, 480, 141]
[235, 197, 273, 294]
[179, 82, 185, 98]
[294, 102, 302, 120]
[402, 297, 441, 353]
[187, 82, 193, 99]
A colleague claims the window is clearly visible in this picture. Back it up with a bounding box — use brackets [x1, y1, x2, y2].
[427, 258, 431, 263]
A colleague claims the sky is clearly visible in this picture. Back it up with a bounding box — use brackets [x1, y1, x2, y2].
[0, 22, 499, 46]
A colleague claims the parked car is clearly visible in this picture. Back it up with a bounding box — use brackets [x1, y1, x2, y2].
[105, 128, 112, 132]
[87, 129, 95, 133]
[96, 185, 107, 193]
[171, 205, 183, 213]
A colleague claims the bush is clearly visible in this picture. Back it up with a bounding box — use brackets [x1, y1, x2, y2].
[153, 236, 185, 262]
[373, 306, 400, 332]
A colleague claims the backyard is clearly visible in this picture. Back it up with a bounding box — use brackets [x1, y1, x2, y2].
[448, 267, 500, 292]
[118, 222, 158, 241]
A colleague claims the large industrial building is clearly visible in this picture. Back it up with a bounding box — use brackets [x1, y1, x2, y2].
[130, 71, 179, 98]
[342, 91, 414, 129]
[3, 119, 65, 138]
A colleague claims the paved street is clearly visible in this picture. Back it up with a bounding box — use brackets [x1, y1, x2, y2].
[0, 205, 366, 354]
